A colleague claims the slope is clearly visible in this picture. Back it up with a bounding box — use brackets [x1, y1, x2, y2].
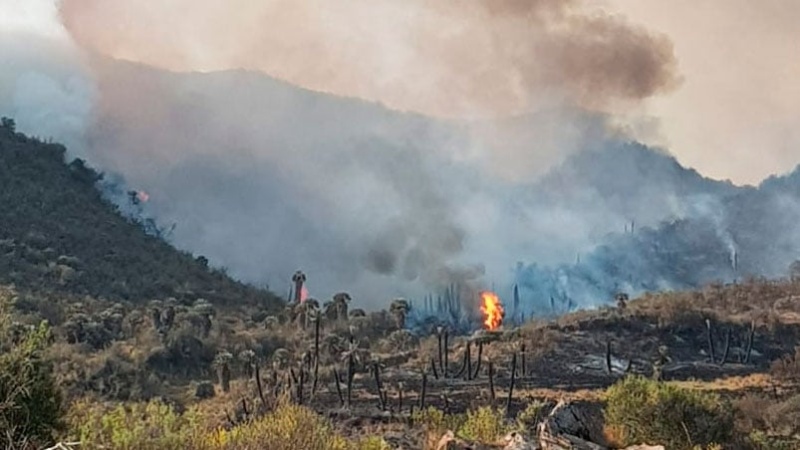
[0, 118, 282, 309]
[513, 144, 800, 315]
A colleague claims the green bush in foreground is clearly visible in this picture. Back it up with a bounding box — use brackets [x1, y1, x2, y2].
[0, 294, 66, 447]
[69, 398, 390, 450]
[604, 375, 733, 450]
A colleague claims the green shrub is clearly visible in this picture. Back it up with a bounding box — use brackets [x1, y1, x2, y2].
[0, 295, 66, 447]
[69, 398, 388, 450]
[746, 431, 796, 450]
[411, 405, 467, 448]
[604, 375, 734, 449]
[516, 399, 549, 432]
[457, 406, 510, 443]
[69, 399, 204, 450]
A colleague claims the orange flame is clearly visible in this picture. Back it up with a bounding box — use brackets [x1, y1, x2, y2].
[136, 191, 150, 203]
[300, 286, 309, 303]
[480, 291, 504, 331]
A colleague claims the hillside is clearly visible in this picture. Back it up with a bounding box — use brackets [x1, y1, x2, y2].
[62, 57, 800, 309]
[510, 141, 800, 315]
[0, 118, 282, 310]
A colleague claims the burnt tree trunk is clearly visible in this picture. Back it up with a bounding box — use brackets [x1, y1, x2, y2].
[296, 366, 305, 405]
[430, 357, 439, 380]
[706, 319, 717, 363]
[312, 317, 321, 394]
[419, 373, 428, 409]
[346, 354, 354, 409]
[745, 320, 756, 364]
[443, 331, 449, 378]
[719, 328, 731, 366]
[466, 342, 472, 380]
[398, 386, 403, 413]
[437, 332, 444, 374]
[472, 342, 483, 379]
[506, 353, 517, 416]
[373, 363, 387, 410]
[488, 361, 496, 401]
[333, 368, 345, 407]
[455, 343, 470, 379]
[255, 362, 267, 409]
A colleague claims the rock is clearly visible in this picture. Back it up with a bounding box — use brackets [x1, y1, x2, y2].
[435, 430, 493, 449]
[194, 381, 215, 399]
[503, 431, 538, 449]
[538, 429, 607, 450]
[537, 400, 607, 446]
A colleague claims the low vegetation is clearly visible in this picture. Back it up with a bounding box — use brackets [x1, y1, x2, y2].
[604, 375, 734, 449]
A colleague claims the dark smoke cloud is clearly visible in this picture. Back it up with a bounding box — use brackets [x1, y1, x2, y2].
[58, 0, 679, 118]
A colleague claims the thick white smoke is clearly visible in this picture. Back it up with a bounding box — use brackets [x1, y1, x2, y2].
[0, 31, 96, 155]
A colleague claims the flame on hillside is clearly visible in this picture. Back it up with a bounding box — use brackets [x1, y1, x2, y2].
[480, 291, 504, 330]
[136, 190, 150, 203]
[300, 286, 309, 303]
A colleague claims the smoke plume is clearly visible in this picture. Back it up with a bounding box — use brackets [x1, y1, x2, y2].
[59, 0, 679, 118]
[5, 0, 800, 314]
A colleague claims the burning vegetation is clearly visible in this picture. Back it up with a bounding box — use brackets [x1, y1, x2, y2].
[480, 291, 505, 331]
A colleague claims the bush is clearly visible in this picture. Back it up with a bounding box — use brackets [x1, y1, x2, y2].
[69, 399, 204, 450]
[516, 399, 549, 432]
[0, 297, 66, 447]
[604, 375, 734, 449]
[746, 431, 795, 450]
[770, 346, 800, 382]
[69, 398, 387, 450]
[412, 406, 465, 434]
[457, 406, 510, 444]
[412, 406, 467, 448]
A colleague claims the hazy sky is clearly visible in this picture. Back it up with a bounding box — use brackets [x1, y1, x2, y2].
[598, 0, 800, 185]
[1, 0, 799, 185]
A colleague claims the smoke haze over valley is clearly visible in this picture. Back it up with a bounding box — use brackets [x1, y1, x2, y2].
[1, 0, 800, 312]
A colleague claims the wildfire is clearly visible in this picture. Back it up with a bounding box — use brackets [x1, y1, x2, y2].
[136, 191, 150, 203]
[480, 291, 504, 331]
[300, 285, 309, 303]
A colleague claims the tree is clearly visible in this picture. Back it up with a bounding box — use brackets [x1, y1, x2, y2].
[615, 292, 629, 310]
[790, 260, 800, 282]
[389, 299, 410, 330]
[272, 348, 291, 372]
[0, 293, 65, 447]
[294, 298, 319, 330]
[1, 117, 15, 132]
[213, 351, 233, 393]
[291, 270, 306, 303]
[329, 293, 351, 322]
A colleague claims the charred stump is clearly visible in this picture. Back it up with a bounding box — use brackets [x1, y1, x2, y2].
[333, 368, 345, 407]
[472, 342, 483, 379]
[506, 353, 517, 416]
[488, 361, 496, 401]
[705, 319, 717, 363]
[419, 372, 428, 409]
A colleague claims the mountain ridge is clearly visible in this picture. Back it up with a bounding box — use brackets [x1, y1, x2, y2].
[0, 119, 282, 311]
